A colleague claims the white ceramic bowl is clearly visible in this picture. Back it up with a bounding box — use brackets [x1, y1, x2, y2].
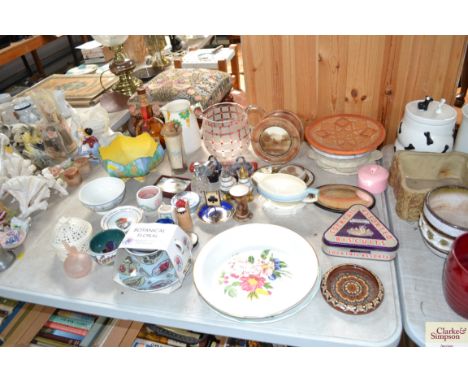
[79, 177, 126, 214]
[422, 185, 468, 238]
[418, 213, 453, 258]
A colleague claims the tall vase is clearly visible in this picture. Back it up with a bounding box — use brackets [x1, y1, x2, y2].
[160, 99, 201, 155]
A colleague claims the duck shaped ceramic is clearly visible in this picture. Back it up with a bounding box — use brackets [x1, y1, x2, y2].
[252, 172, 319, 204]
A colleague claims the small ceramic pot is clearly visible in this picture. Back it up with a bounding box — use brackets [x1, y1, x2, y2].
[395, 98, 457, 153]
[89, 229, 125, 265]
[63, 166, 82, 187]
[136, 185, 163, 215]
[74, 156, 91, 176]
[443, 233, 468, 318]
[252, 172, 319, 204]
[422, 185, 468, 239]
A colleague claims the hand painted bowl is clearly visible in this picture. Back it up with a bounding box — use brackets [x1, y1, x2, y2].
[443, 233, 468, 319]
[79, 177, 126, 214]
[422, 185, 468, 239]
[252, 172, 319, 204]
[89, 229, 125, 265]
[99, 133, 165, 178]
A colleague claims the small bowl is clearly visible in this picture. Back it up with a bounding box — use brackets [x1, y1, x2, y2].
[170, 191, 200, 214]
[423, 185, 468, 238]
[197, 201, 234, 224]
[89, 229, 125, 265]
[418, 214, 453, 258]
[79, 177, 126, 215]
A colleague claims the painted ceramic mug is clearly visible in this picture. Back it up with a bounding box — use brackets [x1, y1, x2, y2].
[136, 186, 163, 215]
[443, 232, 468, 319]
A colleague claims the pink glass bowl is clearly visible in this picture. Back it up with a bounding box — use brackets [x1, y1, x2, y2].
[443, 232, 468, 318]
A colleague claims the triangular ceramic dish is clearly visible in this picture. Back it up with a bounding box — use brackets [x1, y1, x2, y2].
[322, 204, 399, 261]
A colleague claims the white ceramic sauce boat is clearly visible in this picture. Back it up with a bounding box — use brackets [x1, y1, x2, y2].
[252, 172, 319, 203]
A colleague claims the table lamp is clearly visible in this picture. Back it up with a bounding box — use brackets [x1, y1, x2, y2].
[92, 35, 142, 96]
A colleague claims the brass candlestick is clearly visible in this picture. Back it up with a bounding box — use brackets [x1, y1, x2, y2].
[109, 44, 142, 96]
[229, 184, 252, 221]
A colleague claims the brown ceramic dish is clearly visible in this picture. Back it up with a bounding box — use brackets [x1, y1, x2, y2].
[305, 114, 385, 156]
[315, 184, 375, 213]
[266, 110, 304, 141]
[320, 264, 384, 315]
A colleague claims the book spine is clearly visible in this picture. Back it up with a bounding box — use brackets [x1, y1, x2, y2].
[35, 332, 81, 346]
[132, 338, 172, 347]
[0, 301, 25, 335]
[137, 332, 189, 347]
[32, 336, 73, 347]
[55, 310, 96, 323]
[40, 327, 85, 341]
[43, 321, 88, 336]
[48, 314, 95, 330]
[79, 316, 109, 347]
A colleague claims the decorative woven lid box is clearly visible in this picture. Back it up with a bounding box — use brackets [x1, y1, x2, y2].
[322, 205, 399, 261]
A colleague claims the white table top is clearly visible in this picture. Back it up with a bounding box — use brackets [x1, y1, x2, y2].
[382, 145, 466, 346]
[0, 144, 402, 346]
[384, 169, 466, 347]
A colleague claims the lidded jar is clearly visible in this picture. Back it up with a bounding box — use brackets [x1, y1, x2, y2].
[395, 97, 457, 153]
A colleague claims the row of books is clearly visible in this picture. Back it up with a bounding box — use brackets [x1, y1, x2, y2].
[30, 310, 109, 347]
[0, 298, 25, 345]
[132, 323, 281, 347]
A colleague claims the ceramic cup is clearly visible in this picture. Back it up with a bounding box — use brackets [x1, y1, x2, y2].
[443, 233, 468, 319]
[136, 186, 163, 215]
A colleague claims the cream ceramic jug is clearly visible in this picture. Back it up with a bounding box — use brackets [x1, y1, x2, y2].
[160, 99, 201, 155]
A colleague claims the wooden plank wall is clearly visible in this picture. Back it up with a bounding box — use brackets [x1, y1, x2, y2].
[242, 35, 468, 145]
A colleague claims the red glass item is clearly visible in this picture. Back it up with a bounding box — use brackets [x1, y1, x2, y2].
[443, 233, 468, 318]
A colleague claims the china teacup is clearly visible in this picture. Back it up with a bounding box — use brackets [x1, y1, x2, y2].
[136, 186, 163, 215]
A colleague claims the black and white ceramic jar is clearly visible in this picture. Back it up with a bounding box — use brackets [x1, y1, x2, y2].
[395, 97, 457, 153]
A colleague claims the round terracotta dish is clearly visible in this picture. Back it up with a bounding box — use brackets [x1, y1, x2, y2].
[315, 184, 375, 213]
[305, 114, 386, 156]
[320, 264, 384, 315]
[251, 116, 301, 164]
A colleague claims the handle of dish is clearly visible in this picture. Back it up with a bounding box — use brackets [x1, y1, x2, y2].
[302, 188, 319, 204]
[244, 104, 266, 128]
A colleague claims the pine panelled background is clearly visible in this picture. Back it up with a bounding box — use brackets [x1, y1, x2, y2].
[242, 35, 468, 145]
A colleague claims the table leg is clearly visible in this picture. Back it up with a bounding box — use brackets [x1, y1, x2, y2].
[30, 49, 45, 78]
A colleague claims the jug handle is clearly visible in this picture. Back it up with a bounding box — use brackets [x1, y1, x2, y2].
[244, 104, 266, 127]
[302, 188, 319, 204]
[191, 102, 204, 118]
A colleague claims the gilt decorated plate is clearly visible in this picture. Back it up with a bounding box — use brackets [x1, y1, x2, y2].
[193, 223, 319, 319]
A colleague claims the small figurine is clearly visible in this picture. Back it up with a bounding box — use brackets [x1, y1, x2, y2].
[79, 128, 100, 161]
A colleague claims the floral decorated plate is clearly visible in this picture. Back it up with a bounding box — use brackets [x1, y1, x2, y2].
[101, 206, 144, 232]
[193, 223, 319, 319]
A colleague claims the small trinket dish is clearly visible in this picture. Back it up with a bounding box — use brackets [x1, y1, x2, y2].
[315, 184, 375, 213]
[101, 206, 144, 233]
[171, 191, 200, 214]
[0, 228, 26, 249]
[322, 204, 399, 261]
[197, 201, 234, 224]
[154, 175, 191, 198]
[320, 264, 384, 315]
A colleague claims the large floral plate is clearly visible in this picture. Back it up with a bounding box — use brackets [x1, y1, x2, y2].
[193, 223, 319, 319]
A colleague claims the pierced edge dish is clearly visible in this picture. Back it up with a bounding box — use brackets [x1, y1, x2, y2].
[320, 264, 384, 315]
